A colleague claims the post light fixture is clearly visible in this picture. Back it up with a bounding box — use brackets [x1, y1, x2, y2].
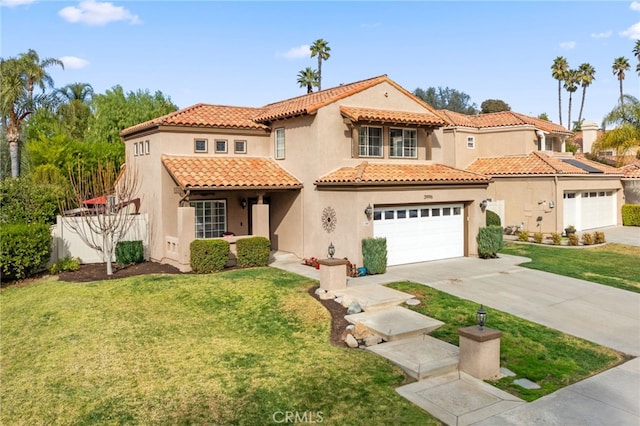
[477, 304, 487, 330]
[328, 242, 335, 259]
[240, 198, 247, 209]
[364, 204, 373, 220]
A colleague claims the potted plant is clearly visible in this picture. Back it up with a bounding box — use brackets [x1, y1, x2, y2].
[564, 225, 576, 236]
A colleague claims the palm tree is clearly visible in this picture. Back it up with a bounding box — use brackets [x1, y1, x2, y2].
[577, 63, 596, 125]
[563, 69, 579, 131]
[310, 39, 330, 91]
[551, 56, 569, 126]
[0, 50, 63, 177]
[612, 56, 630, 105]
[57, 82, 94, 139]
[296, 68, 319, 94]
[594, 94, 640, 161]
[633, 40, 640, 76]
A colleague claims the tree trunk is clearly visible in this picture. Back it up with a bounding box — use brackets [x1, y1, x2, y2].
[567, 93, 573, 132]
[578, 86, 587, 125]
[6, 125, 21, 178]
[557, 81, 563, 126]
[104, 232, 114, 275]
[318, 56, 322, 91]
[619, 79, 624, 105]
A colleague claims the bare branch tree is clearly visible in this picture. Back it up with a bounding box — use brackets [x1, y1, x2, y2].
[59, 161, 140, 275]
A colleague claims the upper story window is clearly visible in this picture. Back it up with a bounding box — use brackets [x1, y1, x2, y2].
[215, 139, 228, 153]
[389, 128, 417, 158]
[358, 126, 383, 157]
[275, 128, 285, 159]
[133, 142, 138, 156]
[467, 136, 475, 149]
[234, 140, 247, 154]
[194, 139, 208, 153]
[144, 140, 150, 155]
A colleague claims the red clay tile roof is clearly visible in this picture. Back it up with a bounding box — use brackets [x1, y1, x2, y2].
[340, 106, 445, 126]
[620, 160, 640, 178]
[467, 152, 623, 176]
[439, 110, 572, 135]
[316, 161, 490, 185]
[162, 155, 302, 189]
[121, 104, 268, 137]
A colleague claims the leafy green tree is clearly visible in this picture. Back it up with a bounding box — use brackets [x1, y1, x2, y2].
[551, 56, 569, 126]
[56, 82, 94, 139]
[85, 86, 177, 144]
[538, 113, 550, 121]
[612, 56, 631, 105]
[480, 99, 511, 113]
[0, 49, 63, 177]
[563, 69, 579, 130]
[0, 177, 61, 224]
[413, 86, 478, 114]
[297, 67, 319, 93]
[310, 39, 330, 91]
[576, 63, 596, 125]
[594, 94, 640, 160]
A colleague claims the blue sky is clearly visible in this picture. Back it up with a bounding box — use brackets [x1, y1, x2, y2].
[1, 0, 639, 127]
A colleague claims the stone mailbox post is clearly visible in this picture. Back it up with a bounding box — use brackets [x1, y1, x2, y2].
[318, 258, 349, 291]
[457, 326, 502, 380]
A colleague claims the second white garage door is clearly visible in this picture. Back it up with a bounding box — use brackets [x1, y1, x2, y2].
[373, 204, 464, 266]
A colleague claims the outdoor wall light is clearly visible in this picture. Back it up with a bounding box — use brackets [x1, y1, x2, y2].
[240, 198, 247, 209]
[479, 198, 492, 210]
[477, 304, 487, 330]
[328, 242, 335, 259]
[364, 204, 373, 220]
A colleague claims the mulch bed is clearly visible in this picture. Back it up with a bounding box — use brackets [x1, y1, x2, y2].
[308, 286, 350, 347]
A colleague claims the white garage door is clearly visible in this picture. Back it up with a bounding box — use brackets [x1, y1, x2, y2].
[373, 204, 464, 266]
[563, 190, 616, 231]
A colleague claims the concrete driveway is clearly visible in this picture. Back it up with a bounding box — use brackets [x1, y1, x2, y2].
[590, 225, 640, 246]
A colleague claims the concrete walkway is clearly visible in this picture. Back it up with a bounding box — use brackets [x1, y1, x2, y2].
[270, 251, 640, 425]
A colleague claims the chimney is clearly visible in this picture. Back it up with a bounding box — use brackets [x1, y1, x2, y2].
[581, 120, 599, 153]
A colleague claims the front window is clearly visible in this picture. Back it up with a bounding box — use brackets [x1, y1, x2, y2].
[194, 139, 208, 153]
[467, 136, 475, 149]
[359, 126, 383, 157]
[275, 128, 285, 159]
[190, 200, 226, 238]
[215, 140, 228, 153]
[234, 140, 247, 154]
[389, 128, 417, 158]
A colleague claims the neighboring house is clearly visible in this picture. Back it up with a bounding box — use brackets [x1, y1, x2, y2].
[120, 75, 490, 271]
[621, 160, 640, 204]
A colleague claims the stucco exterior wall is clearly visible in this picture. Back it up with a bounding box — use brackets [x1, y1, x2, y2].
[623, 180, 640, 204]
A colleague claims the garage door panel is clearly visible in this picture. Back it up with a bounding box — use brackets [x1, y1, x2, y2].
[563, 191, 616, 231]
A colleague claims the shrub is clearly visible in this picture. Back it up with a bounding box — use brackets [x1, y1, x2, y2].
[190, 239, 229, 273]
[568, 233, 579, 246]
[49, 256, 81, 274]
[533, 232, 544, 244]
[594, 231, 606, 244]
[582, 233, 594, 246]
[362, 237, 387, 275]
[115, 240, 144, 265]
[0, 177, 62, 225]
[486, 210, 501, 227]
[0, 223, 52, 280]
[517, 230, 530, 242]
[476, 225, 504, 258]
[621, 204, 640, 226]
[236, 237, 271, 267]
[551, 232, 562, 245]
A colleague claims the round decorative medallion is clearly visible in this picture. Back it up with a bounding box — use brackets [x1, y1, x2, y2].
[321, 206, 337, 233]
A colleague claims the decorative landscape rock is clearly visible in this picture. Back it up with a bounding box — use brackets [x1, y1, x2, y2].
[319, 290, 335, 300]
[347, 301, 363, 314]
[341, 329, 352, 342]
[353, 322, 371, 339]
[364, 335, 383, 346]
[341, 296, 354, 308]
[346, 324, 354, 331]
[405, 298, 421, 306]
[334, 296, 343, 304]
[315, 288, 326, 296]
[345, 333, 359, 348]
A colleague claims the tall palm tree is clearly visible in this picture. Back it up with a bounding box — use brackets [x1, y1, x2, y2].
[0, 50, 63, 177]
[551, 56, 569, 126]
[57, 82, 94, 139]
[310, 39, 330, 91]
[577, 63, 596, 125]
[633, 40, 640, 76]
[563, 69, 579, 131]
[296, 68, 319, 94]
[612, 56, 630, 105]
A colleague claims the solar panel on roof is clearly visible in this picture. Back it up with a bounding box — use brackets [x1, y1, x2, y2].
[560, 158, 603, 173]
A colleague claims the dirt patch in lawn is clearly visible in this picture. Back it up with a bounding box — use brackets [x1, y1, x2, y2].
[58, 261, 184, 282]
[308, 286, 350, 347]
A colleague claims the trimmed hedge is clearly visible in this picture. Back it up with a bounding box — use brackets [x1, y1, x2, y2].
[362, 237, 387, 275]
[0, 178, 61, 225]
[486, 209, 501, 227]
[0, 223, 52, 280]
[190, 239, 229, 273]
[236, 237, 271, 267]
[477, 225, 504, 258]
[116, 240, 144, 265]
[622, 204, 640, 226]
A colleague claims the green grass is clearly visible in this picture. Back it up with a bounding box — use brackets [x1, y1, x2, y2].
[388, 282, 626, 402]
[499, 243, 640, 293]
[0, 269, 437, 425]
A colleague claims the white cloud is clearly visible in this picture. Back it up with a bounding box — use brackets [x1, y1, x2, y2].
[59, 56, 90, 69]
[630, 1, 640, 11]
[360, 22, 381, 29]
[277, 45, 310, 59]
[59, 0, 141, 26]
[590, 30, 612, 39]
[620, 22, 640, 39]
[0, 0, 35, 7]
[559, 41, 576, 50]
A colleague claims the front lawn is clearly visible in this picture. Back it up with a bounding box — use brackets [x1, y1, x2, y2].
[499, 243, 640, 293]
[1, 269, 435, 425]
[388, 282, 626, 401]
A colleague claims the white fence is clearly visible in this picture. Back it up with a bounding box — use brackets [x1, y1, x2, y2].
[51, 214, 148, 264]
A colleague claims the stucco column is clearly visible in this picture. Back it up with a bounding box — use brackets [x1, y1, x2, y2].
[252, 203, 270, 238]
[536, 130, 546, 151]
[177, 206, 195, 271]
[457, 326, 502, 380]
[318, 258, 349, 291]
